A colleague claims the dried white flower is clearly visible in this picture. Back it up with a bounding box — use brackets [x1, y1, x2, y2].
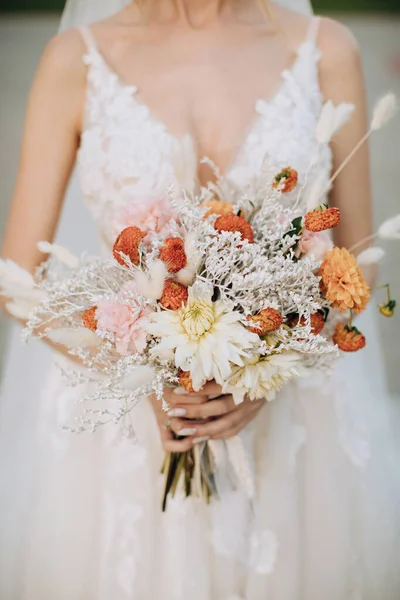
[37, 241, 79, 269]
[316, 101, 354, 144]
[133, 259, 167, 300]
[356, 246, 386, 265]
[378, 214, 400, 240]
[370, 93, 397, 131]
[46, 327, 102, 348]
[122, 365, 156, 391]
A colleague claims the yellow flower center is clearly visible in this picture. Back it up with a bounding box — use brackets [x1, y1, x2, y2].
[180, 300, 215, 338]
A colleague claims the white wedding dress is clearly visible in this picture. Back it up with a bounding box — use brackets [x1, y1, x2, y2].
[1, 16, 400, 600]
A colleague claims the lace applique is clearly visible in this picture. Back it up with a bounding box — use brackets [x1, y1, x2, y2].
[77, 32, 334, 246]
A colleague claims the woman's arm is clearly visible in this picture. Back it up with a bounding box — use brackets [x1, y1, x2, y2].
[1, 30, 86, 313]
[318, 18, 373, 266]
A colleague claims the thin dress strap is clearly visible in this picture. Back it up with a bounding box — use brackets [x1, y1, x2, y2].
[305, 16, 321, 45]
[79, 26, 98, 54]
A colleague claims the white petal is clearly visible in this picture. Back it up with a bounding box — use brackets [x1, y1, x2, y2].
[46, 327, 102, 348]
[378, 214, 400, 240]
[37, 241, 79, 269]
[370, 93, 397, 131]
[122, 366, 155, 391]
[356, 246, 386, 265]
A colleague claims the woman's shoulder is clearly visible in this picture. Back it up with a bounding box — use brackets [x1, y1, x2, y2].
[40, 29, 88, 74]
[271, 4, 360, 59]
[318, 16, 361, 67]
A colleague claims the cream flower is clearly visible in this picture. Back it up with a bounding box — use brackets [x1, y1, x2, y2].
[223, 352, 309, 405]
[145, 285, 259, 391]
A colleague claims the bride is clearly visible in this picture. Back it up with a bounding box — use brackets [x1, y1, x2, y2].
[1, 0, 400, 598]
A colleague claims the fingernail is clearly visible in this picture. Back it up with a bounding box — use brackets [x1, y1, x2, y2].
[178, 427, 197, 436]
[173, 387, 188, 395]
[193, 436, 210, 445]
[168, 408, 187, 417]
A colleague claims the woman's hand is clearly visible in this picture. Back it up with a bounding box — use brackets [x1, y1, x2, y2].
[150, 381, 265, 453]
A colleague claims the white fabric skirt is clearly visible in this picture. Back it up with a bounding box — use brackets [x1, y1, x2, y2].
[1, 308, 400, 600]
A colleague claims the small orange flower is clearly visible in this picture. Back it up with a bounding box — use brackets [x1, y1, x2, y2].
[333, 323, 366, 352]
[82, 306, 98, 332]
[201, 198, 234, 218]
[319, 247, 370, 314]
[287, 312, 325, 335]
[273, 167, 298, 193]
[247, 308, 283, 335]
[113, 226, 146, 266]
[178, 370, 195, 393]
[160, 279, 189, 310]
[159, 238, 187, 273]
[214, 214, 254, 244]
[304, 204, 341, 233]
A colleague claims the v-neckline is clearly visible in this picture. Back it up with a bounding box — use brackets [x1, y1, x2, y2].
[83, 24, 317, 181]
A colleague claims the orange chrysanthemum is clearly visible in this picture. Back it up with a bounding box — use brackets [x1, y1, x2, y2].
[201, 198, 234, 218]
[333, 323, 366, 352]
[273, 167, 298, 193]
[287, 312, 325, 335]
[178, 370, 195, 393]
[82, 306, 98, 332]
[304, 204, 341, 233]
[160, 279, 189, 310]
[113, 226, 146, 266]
[159, 237, 187, 273]
[319, 247, 370, 314]
[247, 308, 283, 335]
[214, 214, 254, 244]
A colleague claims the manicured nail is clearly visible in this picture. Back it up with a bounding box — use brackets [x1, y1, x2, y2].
[178, 427, 197, 436]
[168, 408, 187, 417]
[193, 436, 210, 445]
[173, 387, 188, 395]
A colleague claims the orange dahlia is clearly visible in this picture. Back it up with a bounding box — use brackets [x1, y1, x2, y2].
[304, 204, 341, 233]
[273, 167, 298, 193]
[319, 247, 370, 313]
[159, 237, 187, 273]
[214, 214, 254, 244]
[160, 279, 189, 310]
[178, 370, 195, 393]
[201, 198, 234, 218]
[333, 323, 366, 352]
[287, 312, 325, 335]
[82, 306, 98, 332]
[113, 226, 146, 266]
[247, 308, 283, 335]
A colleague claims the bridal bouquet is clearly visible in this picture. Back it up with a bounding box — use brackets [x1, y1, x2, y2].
[0, 94, 398, 508]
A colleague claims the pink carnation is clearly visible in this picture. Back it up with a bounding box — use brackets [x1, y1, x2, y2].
[116, 196, 177, 244]
[296, 229, 333, 260]
[97, 294, 151, 356]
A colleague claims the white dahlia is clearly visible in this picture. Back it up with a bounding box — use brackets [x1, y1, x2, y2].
[223, 352, 309, 404]
[145, 285, 259, 391]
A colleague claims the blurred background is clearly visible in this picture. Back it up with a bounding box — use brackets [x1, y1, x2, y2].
[0, 1, 400, 394]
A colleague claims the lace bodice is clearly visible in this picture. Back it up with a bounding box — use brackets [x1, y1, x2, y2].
[77, 17, 332, 246]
